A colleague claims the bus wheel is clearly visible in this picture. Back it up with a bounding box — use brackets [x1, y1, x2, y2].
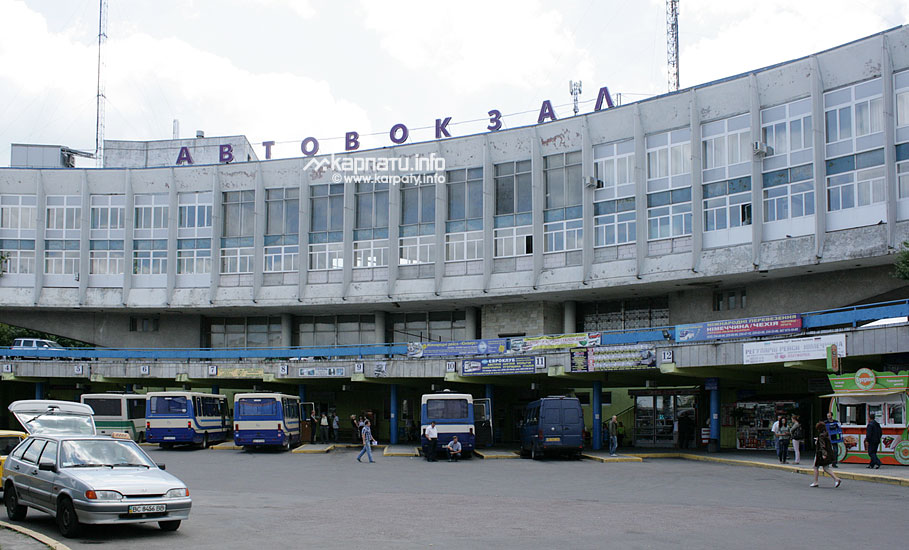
[201, 434, 209, 449]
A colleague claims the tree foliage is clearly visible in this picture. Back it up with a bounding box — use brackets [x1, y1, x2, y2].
[0, 323, 92, 348]
[895, 240, 909, 281]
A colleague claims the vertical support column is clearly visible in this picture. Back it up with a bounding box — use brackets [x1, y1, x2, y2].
[465, 306, 478, 340]
[125, 383, 134, 393]
[298, 383, 307, 402]
[386, 151, 400, 298]
[166, 168, 178, 305]
[750, 74, 764, 268]
[882, 35, 897, 248]
[122, 170, 134, 305]
[709, 380, 720, 453]
[485, 383, 494, 446]
[390, 383, 399, 445]
[33, 171, 45, 305]
[810, 55, 827, 261]
[563, 301, 577, 333]
[253, 164, 266, 301]
[342, 158, 355, 298]
[208, 169, 222, 303]
[78, 171, 90, 303]
[281, 313, 293, 347]
[592, 380, 602, 451]
[433, 145, 446, 296]
[482, 136, 494, 292]
[633, 105, 647, 278]
[581, 118, 594, 283]
[298, 161, 310, 300]
[211, 384, 220, 395]
[35, 382, 46, 400]
[689, 90, 704, 273]
[374, 310, 387, 345]
[531, 129, 544, 289]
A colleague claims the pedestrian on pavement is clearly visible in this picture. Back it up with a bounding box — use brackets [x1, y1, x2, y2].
[444, 435, 463, 462]
[319, 413, 330, 443]
[350, 415, 359, 443]
[357, 419, 376, 463]
[608, 415, 619, 456]
[866, 412, 883, 469]
[310, 410, 319, 444]
[423, 420, 439, 462]
[771, 416, 783, 462]
[811, 421, 842, 488]
[331, 413, 340, 443]
[790, 414, 803, 464]
[678, 412, 694, 450]
[777, 416, 791, 464]
[824, 412, 844, 468]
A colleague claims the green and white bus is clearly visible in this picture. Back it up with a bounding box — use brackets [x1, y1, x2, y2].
[80, 393, 148, 442]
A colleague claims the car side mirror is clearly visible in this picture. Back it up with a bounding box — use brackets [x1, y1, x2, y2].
[38, 461, 57, 472]
[156, 463, 166, 470]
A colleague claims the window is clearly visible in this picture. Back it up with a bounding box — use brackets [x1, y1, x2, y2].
[134, 194, 168, 230]
[399, 235, 434, 265]
[46, 195, 81, 231]
[713, 288, 746, 311]
[222, 190, 255, 237]
[129, 316, 159, 332]
[593, 142, 636, 248]
[221, 246, 253, 274]
[310, 184, 344, 270]
[647, 188, 692, 241]
[266, 187, 300, 236]
[494, 160, 533, 258]
[1, 248, 35, 274]
[543, 151, 583, 252]
[354, 239, 388, 268]
[264, 245, 299, 272]
[298, 315, 376, 346]
[390, 310, 466, 343]
[425, 399, 469, 420]
[445, 231, 482, 261]
[354, 180, 389, 268]
[827, 166, 885, 212]
[703, 177, 752, 232]
[594, 198, 635, 247]
[1, 195, 36, 231]
[702, 114, 750, 171]
[308, 242, 343, 271]
[44, 240, 79, 274]
[494, 225, 533, 258]
[762, 165, 815, 222]
[824, 78, 882, 153]
[646, 131, 691, 241]
[899, 162, 909, 200]
[89, 241, 124, 275]
[839, 403, 866, 426]
[90, 195, 125, 230]
[446, 167, 483, 262]
[207, 316, 283, 348]
[399, 177, 435, 265]
[887, 401, 905, 426]
[898, 90, 909, 128]
[177, 242, 212, 274]
[178, 192, 213, 229]
[133, 239, 167, 275]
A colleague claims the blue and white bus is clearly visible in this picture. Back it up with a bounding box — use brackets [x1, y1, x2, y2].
[420, 391, 475, 459]
[233, 393, 302, 451]
[145, 391, 230, 448]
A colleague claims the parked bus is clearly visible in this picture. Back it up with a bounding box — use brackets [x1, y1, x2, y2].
[233, 393, 302, 451]
[420, 391, 475, 459]
[145, 391, 230, 448]
[80, 393, 148, 442]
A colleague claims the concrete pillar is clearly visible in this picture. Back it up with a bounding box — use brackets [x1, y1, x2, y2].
[465, 307, 478, 340]
[35, 382, 46, 400]
[592, 381, 602, 451]
[298, 383, 306, 402]
[281, 313, 293, 347]
[125, 384, 134, 393]
[374, 311, 387, 345]
[390, 384, 399, 445]
[709, 379, 720, 453]
[563, 301, 577, 334]
[485, 383, 494, 447]
[211, 385, 220, 395]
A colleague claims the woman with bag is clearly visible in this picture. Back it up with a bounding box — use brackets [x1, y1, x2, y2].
[811, 421, 842, 488]
[790, 414, 803, 464]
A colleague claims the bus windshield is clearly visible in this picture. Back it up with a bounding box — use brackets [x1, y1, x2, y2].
[426, 399, 469, 420]
[149, 396, 188, 415]
[236, 398, 281, 418]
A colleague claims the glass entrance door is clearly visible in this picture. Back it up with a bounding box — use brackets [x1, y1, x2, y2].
[634, 394, 699, 448]
[634, 396, 655, 447]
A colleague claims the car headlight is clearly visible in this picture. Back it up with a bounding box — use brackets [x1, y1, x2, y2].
[164, 488, 189, 498]
[85, 490, 123, 501]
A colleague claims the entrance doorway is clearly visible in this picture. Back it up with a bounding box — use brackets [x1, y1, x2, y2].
[631, 390, 698, 448]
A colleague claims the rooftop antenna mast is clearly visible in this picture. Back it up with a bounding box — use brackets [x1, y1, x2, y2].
[666, 0, 680, 92]
[94, 0, 108, 168]
[569, 80, 582, 116]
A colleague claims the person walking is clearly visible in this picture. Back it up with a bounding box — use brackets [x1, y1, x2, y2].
[319, 413, 330, 443]
[866, 412, 883, 469]
[824, 412, 844, 468]
[350, 415, 359, 443]
[811, 421, 842, 488]
[357, 419, 376, 463]
[790, 414, 803, 465]
[777, 416, 791, 464]
[607, 415, 619, 457]
[310, 410, 319, 444]
[423, 421, 439, 462]
[331, 413, 340, 443]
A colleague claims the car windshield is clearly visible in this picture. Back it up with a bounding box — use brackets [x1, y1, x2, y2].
[17, 413, 95, 435]
[236, 398, 280, 418]
[60, 439, 156, 468]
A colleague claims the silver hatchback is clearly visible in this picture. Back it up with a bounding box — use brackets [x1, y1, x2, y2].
[2, 400, 191, 538]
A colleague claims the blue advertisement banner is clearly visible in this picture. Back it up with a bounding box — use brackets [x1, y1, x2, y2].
[461, 356, 539, 376]
[675, 314, 801, 343]
[407, 339, 508, 358]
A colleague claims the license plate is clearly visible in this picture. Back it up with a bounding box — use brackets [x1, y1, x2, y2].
[545, 437, 561, 442]
[253, 439, 265, 443]
[129, 505, 165, 514]
[163, 436, 176, 440]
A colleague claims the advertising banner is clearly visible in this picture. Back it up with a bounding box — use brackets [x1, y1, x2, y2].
[588, 344, 657, 372]
[569, 348, 589, 373]
[743, 334, 846, 365]
[675, 314, 801, 342]
[510, 333, 601, 353]
[461, 356, 539, 376]
[407, 339, 507, 358]
[298, 367, 347, 377]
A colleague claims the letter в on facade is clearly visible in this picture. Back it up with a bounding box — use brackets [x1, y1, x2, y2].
[345, 132, 360, 152]
[219, 144, 234, 164]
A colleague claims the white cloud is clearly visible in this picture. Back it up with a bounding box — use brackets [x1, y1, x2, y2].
[359, 0, 596, 94]
[249, 0, 317, 20]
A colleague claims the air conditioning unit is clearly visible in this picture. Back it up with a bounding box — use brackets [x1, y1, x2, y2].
[752, 141, 773, 157]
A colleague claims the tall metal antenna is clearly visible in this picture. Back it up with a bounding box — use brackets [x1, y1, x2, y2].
[666, 0, 679, 92]
[94, 0, 108, 168]
[569, 80, 582, 116]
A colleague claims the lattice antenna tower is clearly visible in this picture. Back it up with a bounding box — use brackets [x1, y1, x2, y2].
[569, 81, 582, 116]
[95, 0, 109, 167]
[667, 0, 679, 92]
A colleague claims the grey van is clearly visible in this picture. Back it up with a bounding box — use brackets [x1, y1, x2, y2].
[519, 396, 584, 459]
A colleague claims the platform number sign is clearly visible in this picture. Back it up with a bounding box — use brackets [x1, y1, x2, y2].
[208, 365, 218, 376]
[354, 362, 365, 374]
[446, 361, 456, 373]
[279, 364, 289, 375]
[74, 364, 84, 375]
[661, 350, 674, 363]
[140, 365, 150, 375]
[2, 364, 11, 373]
[534, 356, 546, 369]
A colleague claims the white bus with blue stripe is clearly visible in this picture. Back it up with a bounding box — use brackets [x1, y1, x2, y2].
[145, 391, 230, 448]
[233, 393, 302, 451]
[420, 391, 475, 459]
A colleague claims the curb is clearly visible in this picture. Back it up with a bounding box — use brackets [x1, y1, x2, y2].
[582, 453, 643, 463]
[474, 450, 520, 459]
[383, 447, 420, 457]
[209, 442, 242, 450]
[0, 520, 72, 550]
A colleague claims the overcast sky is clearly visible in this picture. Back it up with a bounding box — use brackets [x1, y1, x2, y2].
[0, 0, 907, 167]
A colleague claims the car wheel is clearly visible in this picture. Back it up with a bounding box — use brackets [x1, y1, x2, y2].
[161, 443, 173, 449]
[56, 497, 82, 538]
[4, 484, 28, 521]
[531, 445, 540, 460]
[159, 520, 181, 531]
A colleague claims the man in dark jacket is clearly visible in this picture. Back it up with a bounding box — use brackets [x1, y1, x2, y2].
[866, 413, 883, 469]
[824, 412, 844, 468]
